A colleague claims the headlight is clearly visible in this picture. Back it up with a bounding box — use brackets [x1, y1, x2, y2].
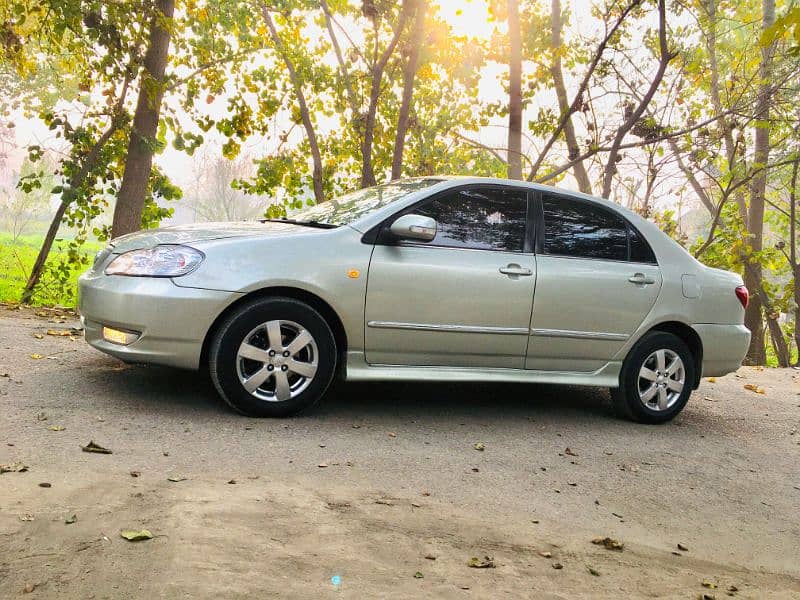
[105, 245, 204, 277]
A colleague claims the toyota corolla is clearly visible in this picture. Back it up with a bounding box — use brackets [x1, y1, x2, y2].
[78, 177, 750, 423]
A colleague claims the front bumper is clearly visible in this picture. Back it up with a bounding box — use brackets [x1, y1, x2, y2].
[694, 323, 751, 377]
[78, 271, 240, 370]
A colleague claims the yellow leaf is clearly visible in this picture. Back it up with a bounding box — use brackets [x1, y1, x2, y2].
[30, 354, 44, 359]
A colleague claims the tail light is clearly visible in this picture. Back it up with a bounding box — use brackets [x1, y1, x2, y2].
[735, 285, 749, 309]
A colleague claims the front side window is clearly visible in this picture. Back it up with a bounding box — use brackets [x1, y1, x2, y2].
[542, 195, 628, 261]
[407, 187, 528, 252]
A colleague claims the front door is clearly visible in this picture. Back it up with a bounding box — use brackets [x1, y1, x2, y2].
[526, 193, 662, 372]
[365, 185, 536, 368]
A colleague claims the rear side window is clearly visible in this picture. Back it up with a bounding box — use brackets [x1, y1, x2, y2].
[542, 196, 628, 261]
[410, 187, 528, 252]
[628, 223, 657, 264]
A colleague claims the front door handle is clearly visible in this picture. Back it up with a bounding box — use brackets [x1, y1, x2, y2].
[628, 273, 656, 285]
[499, 264, 532, 277]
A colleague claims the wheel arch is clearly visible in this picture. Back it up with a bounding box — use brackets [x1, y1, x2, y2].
[645, 321, 703, 389]
[200, 286, 348, 375]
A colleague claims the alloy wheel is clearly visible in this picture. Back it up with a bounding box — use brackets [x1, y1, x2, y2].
[235, 319, 318, 402]
[637, 349, 685, 411]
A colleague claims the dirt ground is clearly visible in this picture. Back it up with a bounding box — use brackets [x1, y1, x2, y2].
[1, 306, 799, 599]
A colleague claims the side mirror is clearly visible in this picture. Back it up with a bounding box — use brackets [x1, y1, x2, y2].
[389, 214, 437, 242]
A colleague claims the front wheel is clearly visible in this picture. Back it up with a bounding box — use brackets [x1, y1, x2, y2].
[209, 297, 337, 417]
[611, 331, 695, 424]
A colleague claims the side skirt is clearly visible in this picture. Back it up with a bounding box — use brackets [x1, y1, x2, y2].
[344, 351, 622, 388]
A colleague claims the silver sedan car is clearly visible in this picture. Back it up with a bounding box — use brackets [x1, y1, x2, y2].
[79, 177, 750, 423]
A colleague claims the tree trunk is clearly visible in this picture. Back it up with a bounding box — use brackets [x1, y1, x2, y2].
[766, 309, 790, 367]
[261, 6, 325, 204]
[507, 0, 522, 180]
[110, 0, 175, 238]
[789, 159, 799, 365]
[20, 201, 69, 304]
[391, 0, 426, 180]
[527, 0, 640, 182]
[361, 3, 409, 188]
[20, 86, 130, 304]
[549, 0, 591, 193]
[600, 0, 674, 198]
[742, 0, 776, 365]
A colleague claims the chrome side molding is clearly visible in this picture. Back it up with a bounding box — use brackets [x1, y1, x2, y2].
[367, 321, 627, 341]
[529, 328, 628, 341]
[367, 321, 530, 335]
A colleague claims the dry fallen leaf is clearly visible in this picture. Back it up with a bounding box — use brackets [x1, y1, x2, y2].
[743, 383, 766, 394]
[592, 537, 624, 551]
[30, 354, 45, 360]
[0, 462, 29, 474]
[47, 425, 65, 432]
[33, 333, 44, 340]
[701, 580, 717, 589]
[474, 442, 485, 451]
[707, 377, 717, 383]
[65, 514, 77, 524]
[120, 529, 153, 542]
[467, 556, 496, 569]
[46, 329, 76, 337]
[81, 441, 112, 454]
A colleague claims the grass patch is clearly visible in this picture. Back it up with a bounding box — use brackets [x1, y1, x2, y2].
[0, 232, 102, 307]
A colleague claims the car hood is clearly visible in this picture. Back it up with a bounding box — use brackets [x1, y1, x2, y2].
[109, 221, 318, 253]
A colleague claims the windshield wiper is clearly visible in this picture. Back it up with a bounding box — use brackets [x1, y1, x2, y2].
[261, 218, 338, 229]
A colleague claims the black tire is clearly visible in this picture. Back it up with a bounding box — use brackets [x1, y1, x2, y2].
[611, 331, 695, 424]
[209, 297, 337, 417]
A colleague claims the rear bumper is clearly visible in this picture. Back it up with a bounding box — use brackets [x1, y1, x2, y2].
[78, 271, 239, 370]
[694, 323, 750, 377]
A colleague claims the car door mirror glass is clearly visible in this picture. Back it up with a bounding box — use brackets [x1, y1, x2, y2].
[389, 214, 437, 242]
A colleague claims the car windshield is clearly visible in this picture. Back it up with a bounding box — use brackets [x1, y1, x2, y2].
[289, 178, 444, 226]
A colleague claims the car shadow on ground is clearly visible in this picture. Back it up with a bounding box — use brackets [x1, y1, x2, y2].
[95, 362, 617, 422]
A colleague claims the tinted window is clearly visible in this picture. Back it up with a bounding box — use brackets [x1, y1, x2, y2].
[628, 223, 657, 263]
[542, 196, 628, 261]
[409, 187, 528, 252]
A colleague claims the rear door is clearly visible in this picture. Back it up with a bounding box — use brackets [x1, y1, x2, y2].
[364, 185, 536, 368]
[526, 193, 662, 372]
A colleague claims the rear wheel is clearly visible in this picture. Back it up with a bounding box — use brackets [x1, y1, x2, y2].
[611, 331, 695, 424]
[209, 297, 337, 417]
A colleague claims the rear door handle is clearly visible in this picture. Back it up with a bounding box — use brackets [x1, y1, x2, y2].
[499, 264, 532, 277]
[628, 273, 656, 285]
